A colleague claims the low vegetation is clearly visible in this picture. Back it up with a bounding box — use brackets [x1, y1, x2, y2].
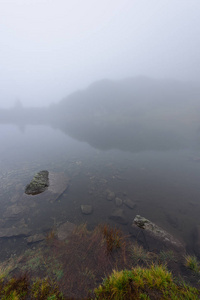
[94, 265, 200, 299]
[0, 224, 199, 299]
[0, 276, 64, 299]
[185, 254, 200, 274]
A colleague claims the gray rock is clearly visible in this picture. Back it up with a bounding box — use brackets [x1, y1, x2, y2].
[27, 233, 45, 244]
[0, 227, 31, 238]
[10, 194, 20, 204]
[132, 215, 185, 252]
[25, 170, 49, 195]
[23, 172, 69, 202]
[124, 198, 136, 209]
[133, 215, 149, 229]
[3, 204, 29, 219]
[81, 205, 93, 215]
[57, 221, 76, 240]
[115, 197, 123, 207]
[109, 209, 128, 225]
[106, 190, 115, 201]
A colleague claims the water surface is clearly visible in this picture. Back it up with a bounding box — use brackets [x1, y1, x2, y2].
[0, 123, 200, 259]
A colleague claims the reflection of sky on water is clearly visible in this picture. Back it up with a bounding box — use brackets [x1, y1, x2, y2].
[0, 78, 200, 256]
[0, 124, 200, 254]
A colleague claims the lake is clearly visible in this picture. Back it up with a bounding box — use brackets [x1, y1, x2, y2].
[0, 122, 200, 260]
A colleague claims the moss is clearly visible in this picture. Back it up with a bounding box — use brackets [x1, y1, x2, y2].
[25, 170, 49, 195]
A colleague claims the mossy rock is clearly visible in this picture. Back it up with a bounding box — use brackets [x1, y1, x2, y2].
[25, 170, 49, 195]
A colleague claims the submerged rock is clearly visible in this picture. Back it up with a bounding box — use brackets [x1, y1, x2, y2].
[115, 197, 123, 207]
[23, 172, 69, 202]
[124, 198, 136, 209]
[57, 221, 76, 240]
[3, 204, 29, 219]
[0, 227, 31, 238]
[132, 215, 185, 253]
[81, 205, 93, 215]
[10, 193, 21, 204]
[106, 190, 115, 201]
[109, 209, 128, 225]
[27, 233, 45, 244]
[25, 170, 49, 195]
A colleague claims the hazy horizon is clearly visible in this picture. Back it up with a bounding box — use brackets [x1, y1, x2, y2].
[1, 0, 200, 108]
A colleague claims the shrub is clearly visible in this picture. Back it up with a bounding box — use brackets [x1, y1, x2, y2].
[94, 264, 200, 299]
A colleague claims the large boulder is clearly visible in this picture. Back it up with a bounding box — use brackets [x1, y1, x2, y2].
[23, 171, 69, 202]
[131, 215, 185, 253]
[25, 170, 49, 195]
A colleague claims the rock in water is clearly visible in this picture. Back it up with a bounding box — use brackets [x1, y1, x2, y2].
[124, 198, 136, 209]
[0, 227, 31, 238]
[27, 233, 45, 244]
[106, 189, 115, 201]
[3, 204, 29, 219]
[23, 172, 69, 202]
[132, 215, 185, 253]
[25, 170, 49, 195]
[115, 197, 123, 207]
[109, 209, 128, 225]
[57, 221, 76, 240]
[81, 205, 93, 215]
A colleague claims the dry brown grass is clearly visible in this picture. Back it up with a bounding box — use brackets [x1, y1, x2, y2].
[46, 223, 130, 298]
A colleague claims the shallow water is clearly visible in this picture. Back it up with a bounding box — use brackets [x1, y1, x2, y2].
[0, 124, 200, 260]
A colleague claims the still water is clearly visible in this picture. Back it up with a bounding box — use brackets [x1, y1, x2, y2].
[0, 123, 200, 259]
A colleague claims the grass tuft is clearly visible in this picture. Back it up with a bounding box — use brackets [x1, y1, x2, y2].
[185, 255, 200, 273]
[94, 264, 200, 299]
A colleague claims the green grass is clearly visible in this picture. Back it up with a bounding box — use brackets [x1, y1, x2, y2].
[1, 224, 200, 299]
[159, 250, 176, 263]
[0, 276, 64, 300]
[94, 264, 200, 299]
[129, 243, 151, 266]
[185, 255, 200, 273]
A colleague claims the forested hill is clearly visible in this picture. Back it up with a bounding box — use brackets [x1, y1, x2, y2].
[55, 77, 200, 118]
[50, 77, 200, 151]
[1, 77, 200, 151]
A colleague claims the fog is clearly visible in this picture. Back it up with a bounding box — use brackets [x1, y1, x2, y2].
[0, 77, 200, 153]
[1, 0, 200, 107]
[1, 0, 200, 271]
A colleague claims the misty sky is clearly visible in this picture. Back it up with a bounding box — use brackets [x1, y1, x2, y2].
[1, 0, 200, 108]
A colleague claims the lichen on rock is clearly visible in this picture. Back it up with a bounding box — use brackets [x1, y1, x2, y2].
[132, 215, 185, 252]
[25, 170, 49, 195]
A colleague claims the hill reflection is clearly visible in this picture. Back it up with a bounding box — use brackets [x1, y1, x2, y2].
[1, 77, 200, 152]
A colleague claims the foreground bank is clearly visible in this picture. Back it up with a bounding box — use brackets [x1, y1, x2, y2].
[0, 223, 200, 299]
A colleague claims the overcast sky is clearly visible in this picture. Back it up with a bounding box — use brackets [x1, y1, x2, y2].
[0, 0, 200, 108]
